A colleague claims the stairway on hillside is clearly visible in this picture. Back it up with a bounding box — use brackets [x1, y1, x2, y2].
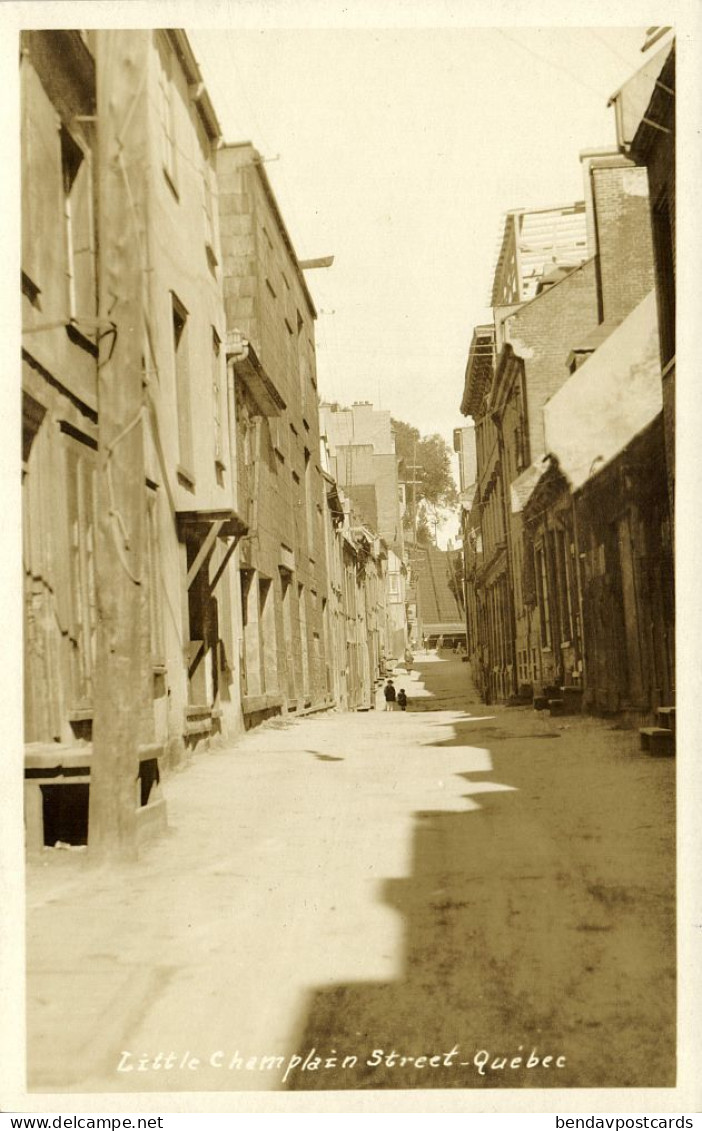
[416, 545, 463, 627]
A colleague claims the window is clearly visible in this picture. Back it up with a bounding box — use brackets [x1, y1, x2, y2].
[258, 577, 274, 693]
[554, 528, 573, 644]
[158, 40, 178, 192]
[211, 328, 223, 466]
[65, 433, 98, 708]
[513, 422, 527, 474]
[60, 126, 96, 325]
[298, 583, 310, 697]
[171, 295, 193, 478]
[202, 164, 217, 266]
[146, 488, 165, 667]
[304, 448, 315, 554]
[535, 544, 552, 649]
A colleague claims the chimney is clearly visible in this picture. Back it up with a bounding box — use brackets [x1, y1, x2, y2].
[580, 150, 655, 324]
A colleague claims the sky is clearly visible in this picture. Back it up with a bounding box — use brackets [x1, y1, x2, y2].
[187, 23, 649, 462]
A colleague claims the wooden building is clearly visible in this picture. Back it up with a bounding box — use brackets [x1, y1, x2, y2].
[612, 37, 676, 537]
[539, 292, 674, 719]
[21, 30, 247, 848]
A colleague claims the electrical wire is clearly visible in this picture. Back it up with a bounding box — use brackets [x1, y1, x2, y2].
[496, 29, 616, 101]
[586, 28, 645, 71]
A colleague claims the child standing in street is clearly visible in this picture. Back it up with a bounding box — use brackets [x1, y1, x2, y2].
[383, 680, 396, 711]
[397, 688, 408, 711]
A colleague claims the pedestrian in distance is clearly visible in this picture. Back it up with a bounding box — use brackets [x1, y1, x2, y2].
[397, 688, 408, 711]
[383, 679, 396, 711]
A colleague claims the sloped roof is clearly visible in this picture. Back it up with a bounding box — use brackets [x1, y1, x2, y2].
[566, 319, 622, 369]
[544, 291, 662, 492]
[510, 456, 552, 514]
[536, 264, 579, 293]
[608, 41, 673, 150]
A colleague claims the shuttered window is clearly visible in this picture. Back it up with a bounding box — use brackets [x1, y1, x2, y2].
[212, 327, 223, 465]
[64, 433, 98, 708]
[535, 543, 552, 650]
[158, 39, 178, 192]
[61, 125, 97, 327]
[172, 295, 193, 477]
[145, 488, 165, 667]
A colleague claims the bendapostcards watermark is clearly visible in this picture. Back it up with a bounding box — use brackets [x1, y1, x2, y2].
[116, 1045, 567, 1083]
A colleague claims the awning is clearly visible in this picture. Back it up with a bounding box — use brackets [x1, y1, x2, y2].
[543, 291, 662, 493]
[227, 335, 286, 417]
[176, 508, 248, 589]
[176, 508, 248, 540]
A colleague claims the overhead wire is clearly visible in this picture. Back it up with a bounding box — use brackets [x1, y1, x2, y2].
[495, 29, 620, 101]
[586, 28, 646, 71]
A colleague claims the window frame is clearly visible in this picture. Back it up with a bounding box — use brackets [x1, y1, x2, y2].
[158, 37, 179, 196]
[171, 293, 194, 482]
[60, 123, 97, 330]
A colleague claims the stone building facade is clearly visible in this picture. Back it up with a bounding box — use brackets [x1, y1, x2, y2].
[217, 142, 332, 726]
[539, 292, 674, 718]
[491, 258, 599, 695]
[320, 402, 407, 664]
[139, 31, 246, 755]
[461, 144, 664, 712]
[21, 30, 246, 848]
[459, 324, 511, 702]
[22, 31, 101, 757]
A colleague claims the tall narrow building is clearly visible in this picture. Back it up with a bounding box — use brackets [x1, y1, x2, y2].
[217, 142, 333, 725]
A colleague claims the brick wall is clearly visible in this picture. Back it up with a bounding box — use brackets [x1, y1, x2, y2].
[507, 258, 599, 460]
[590, 161, 656, 325]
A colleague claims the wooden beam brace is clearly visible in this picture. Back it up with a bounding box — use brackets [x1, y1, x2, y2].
[642, 115, 672, 135]
[186, 519, 225, 589]
[209, 536, 239, 593]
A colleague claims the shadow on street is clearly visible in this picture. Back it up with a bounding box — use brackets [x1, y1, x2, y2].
[284, 655, 675, 1091]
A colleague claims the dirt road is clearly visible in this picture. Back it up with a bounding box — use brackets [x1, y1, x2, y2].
[26, 655, 675, 1093]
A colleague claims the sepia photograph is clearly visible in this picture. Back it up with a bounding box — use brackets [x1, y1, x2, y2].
[3, 0, 700, 1117]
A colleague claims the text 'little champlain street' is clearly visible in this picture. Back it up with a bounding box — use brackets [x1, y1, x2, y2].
[116, 1046, 567, 1083]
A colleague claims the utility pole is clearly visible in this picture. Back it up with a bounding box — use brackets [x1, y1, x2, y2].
[88, 31, 149, 862]
[405, 440, 424, 646]
[406, 440, 423, 547]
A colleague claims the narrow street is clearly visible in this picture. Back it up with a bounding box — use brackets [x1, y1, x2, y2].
[26, 655, 675, 1095]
